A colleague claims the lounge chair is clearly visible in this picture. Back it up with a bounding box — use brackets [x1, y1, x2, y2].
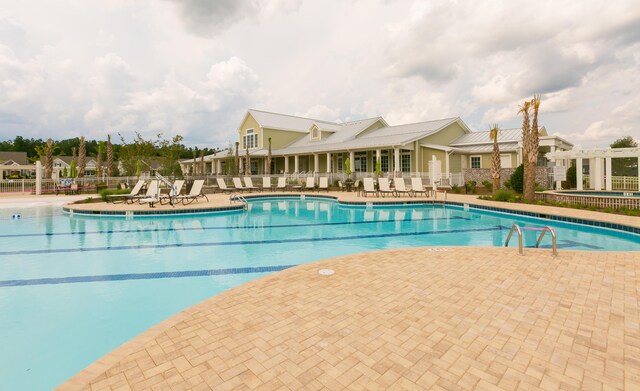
[176, 179, 208, 205]
[215, 178, 232, 194]
[410, 177, 430, 197]
[304, 177, 315, 191]
[318, 177, 329, 192]
[276, 177, 287, 191]
[232, 177, 247, 192]
[243, 177, 259, 192]
[108, 179, 145, 203]
[159, 179, 185, 205]
[262, 177, 273, 192]
[362, 178, 378, 197]
[290, 179, 302, 192]
[394, 178, 412, 197]
[377, 178, 395, 197]
[137, 180, 160, 207]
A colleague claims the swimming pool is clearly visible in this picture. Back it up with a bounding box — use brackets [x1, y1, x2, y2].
[1, 197, 639, 389]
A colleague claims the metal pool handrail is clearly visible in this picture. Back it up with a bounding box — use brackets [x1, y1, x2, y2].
[229, 193, 248, 210]
[505, 224, 558, 257]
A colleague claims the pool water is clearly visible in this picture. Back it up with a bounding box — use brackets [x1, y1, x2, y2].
[0, 197, 638, 389]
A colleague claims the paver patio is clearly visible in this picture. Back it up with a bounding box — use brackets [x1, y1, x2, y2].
[60, 244, 640, 390]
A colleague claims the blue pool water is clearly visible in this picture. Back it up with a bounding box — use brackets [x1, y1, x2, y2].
[0, 197, 639, 389]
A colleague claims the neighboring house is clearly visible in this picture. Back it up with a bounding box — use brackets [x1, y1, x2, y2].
[53, 156, 98, 177]
[200, 109, 573, 185]
[0, 151, 30, 179]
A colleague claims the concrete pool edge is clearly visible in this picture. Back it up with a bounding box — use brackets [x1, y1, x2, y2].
[58, 246, 640, 390]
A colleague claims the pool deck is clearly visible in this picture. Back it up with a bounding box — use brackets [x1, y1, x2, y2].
[46, 192, 640, 390]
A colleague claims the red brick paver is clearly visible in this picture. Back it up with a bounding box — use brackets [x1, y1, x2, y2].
[60, 247, 640, 390]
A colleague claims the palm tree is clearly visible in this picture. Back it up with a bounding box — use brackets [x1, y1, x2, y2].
[245, 144, 250, 176]
[489, 124, 501, 195]
[200, 150, 205, 175]
[524, 95, 541, 201]
[77, 136, 86, 178]
[518, 100, 531, 197]
[191, 150, 197, 175]
[267, 137, 272, 175]
[235, 142, 240, 175]
[106, 134, 114, 177]
[45, 138, 54, 179]
[96, 141, 103, 179]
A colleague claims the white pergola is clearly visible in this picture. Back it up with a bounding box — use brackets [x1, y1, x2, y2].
[546, 147, 640, 191]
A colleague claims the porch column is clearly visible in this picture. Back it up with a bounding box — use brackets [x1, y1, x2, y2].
[326, 153, 331, 173]
[605, 157, 612, 191]
[294, 155, 299, 173]
[217, 160, 222, 175]
[314, 153, 319, 173]
[349, 151, 355, 175]
[445, 152, 450, 178]
[594, 157, 602, 190]
[284, 156, 289, 173]
[576, 157, 583, 190]
[394, 148, 400, 177]
[239, 157, 243, 174]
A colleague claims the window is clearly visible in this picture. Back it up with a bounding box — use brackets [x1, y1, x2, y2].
[400, 150, 411, 173]
[243, 129, 258, 149]
[354, 151, 367, 172]
[470, 155, 481, 169]
[337, 155, 343, 172]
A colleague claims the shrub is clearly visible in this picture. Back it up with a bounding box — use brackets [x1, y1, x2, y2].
[451, 185, 462, 194]
[465, 181, 477, 194]
[99, 188, 130, 202]
[493, 189, 515, 202]
[481, 180, 493, 192]
[506, 164, 524, 193]
[535, 184, 546, 192]
[565, 165, 577, 189]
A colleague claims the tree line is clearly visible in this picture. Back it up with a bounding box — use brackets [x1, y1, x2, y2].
[0, 134, 222, 177]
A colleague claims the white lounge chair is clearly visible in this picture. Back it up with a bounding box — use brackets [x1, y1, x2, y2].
[304, 177, 315, 191]
[108, 180, 145, 203]
[176, 179, 208, 205]
[411, 177, 430, 197]
[377, 178, 395, 197]
[137, 180, 161, 207]
[262, 177, 273, 192]
[276, 177, 287, 191]
[216, 178, 232, 194]
[243, 177, 258, 192]
[318, 177, 329, 192]
[159, 179, 185, 205]
[394, 178, 412, 197]
[362, 178, 378, 197]
[232, 177, 247, 192]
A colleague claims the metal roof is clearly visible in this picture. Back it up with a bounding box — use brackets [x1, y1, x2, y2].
[453, 142, 519, 153]
[248, 109, 339, 133]
[451, 128, 522, 145]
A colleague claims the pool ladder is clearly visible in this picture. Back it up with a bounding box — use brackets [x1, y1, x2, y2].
[505, 224, 558, 257]
[230, 193, 248, 210]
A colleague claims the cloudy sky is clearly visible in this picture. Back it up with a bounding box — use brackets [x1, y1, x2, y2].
[1, 0, 638, 149]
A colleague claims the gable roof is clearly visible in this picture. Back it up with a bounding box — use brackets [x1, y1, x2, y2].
[0, 151, 28, 165]
[243, 109, 339, 133]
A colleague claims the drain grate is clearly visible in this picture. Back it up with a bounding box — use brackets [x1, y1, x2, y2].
[318, 269, 335, 276]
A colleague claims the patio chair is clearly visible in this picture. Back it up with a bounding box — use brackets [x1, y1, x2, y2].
[243, 177, 259, 192]
[107, 179, 144, 203]
[176, 179, 209, 205]
[337, 181, 345, 192]
[410, 177, 430, 197]
[318, 177, 329, 192]
[232, 177, 247, 192]
[159, 179, 185, 205]
[304, 177, 315, 191]
[352, 179, 361, 195]
[394, 178, 412, 197]
[362, 178, 378, 197]
[377, 178, 395, 197]
[276, 177, 287, 191]
[215, 178, 232, 194]
[262, 177, 273, 192]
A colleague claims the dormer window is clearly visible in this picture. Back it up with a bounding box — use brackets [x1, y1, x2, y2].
[311, 125, 320, 141]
